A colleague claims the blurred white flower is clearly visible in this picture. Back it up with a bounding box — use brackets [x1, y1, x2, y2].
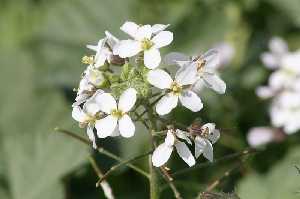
[247, 127, 275, 147]
[213, 42, 235, 67]
[95, 88, 137, 138]
[270, 91, 300, 134]
[147, 68, 203, 115]
[261, 37, 288, 69]
[164, 49, 226, 94]
[72, 91, 104, 148]
[152, 130, 195, 167]
[194, 123, 220, 162]
[113, 21, 173, 69]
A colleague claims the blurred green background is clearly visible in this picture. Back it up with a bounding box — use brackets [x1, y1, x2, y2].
[1, 0, 300, 198]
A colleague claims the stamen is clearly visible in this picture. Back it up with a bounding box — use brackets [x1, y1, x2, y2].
[141, 38, 154, 50]
[82, 55, 94, 65]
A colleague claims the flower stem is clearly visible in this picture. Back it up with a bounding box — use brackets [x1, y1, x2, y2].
[149, 155, 160, 199]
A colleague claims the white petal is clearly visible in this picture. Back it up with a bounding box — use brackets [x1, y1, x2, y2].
[247, 127, 274, 147]
[179, 91, 203, 112]
[202, 123, 216, 133]
[175, 129, 192, 145]
[152, 31, 173, 48]
[202, 73, 226, 94]
[83, 99, 100, 116]
[135, 25, 152, 40]
[208, 129, 220, 144]
[118, 114, 135, 138]
[201, 49, 220, 69]
[144, 48, 161, 69]
[113, 40, 141, 58]
[95, 115, 118, 138]
[151, 24, 170, 34]
[120, 21, 139, 38]
[152, 143, 173, 167]
[203, 141, 214, 162]
[165, 130, 175, 146]
[147, 69, 173, 89]
[175, 142, 195, 167]
[94, 93, 117, 114]
[87, 124, 97, 149]
[175, 63, 198, 85]
[156, 94, 178, 115]
[72, 106, 86, 123]
[269, 37, 288, 55]
[163, 52, 189, 66]
[87, 38, 105, 52]
[256, 86, 275, 99]
[118, 88, 137, 112]
[94, 51, 107, 68]
[261, 53, 279, 69]
[105, 30, 119, 48]
[194, 136, 206, 158]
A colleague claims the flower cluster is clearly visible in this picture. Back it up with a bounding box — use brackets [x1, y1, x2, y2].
[248, 37, 300, 147]
[72, 21, 226, 167]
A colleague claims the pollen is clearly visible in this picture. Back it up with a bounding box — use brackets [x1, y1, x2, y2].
[141, 38, 154, 50]
[82, 55, 94, 65]
[111, 109, 124, 118]
[170, 81, 182, 95]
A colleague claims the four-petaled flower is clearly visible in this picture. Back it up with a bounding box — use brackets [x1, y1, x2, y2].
[113, 21, 173, 69]
[152, 129, 195, 167]
[147, 68, 203, 115]
[194, 123, 220, 162]
[95, 88, 137, 138]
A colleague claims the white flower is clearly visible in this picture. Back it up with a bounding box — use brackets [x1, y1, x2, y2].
[164, 49, 226, 94]
[247, 127, 275, 147]
[113, 21, 173, 69]
[194, 123, 220, 162]
[270, 91, 300, 134]
[213, 42, 235, 67]
[86, 31, 119, 68]
[73, 67, 105, 106]
[94, 88, 137, 138]
[147, 68, 203, 115]
[261, 37, 288, 69]
[72, 91, 104, 148]
[152, 130, 195, 167]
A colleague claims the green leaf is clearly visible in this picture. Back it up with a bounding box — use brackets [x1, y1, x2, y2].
[237, 146, 300, 199]
[0, 50, 88, 199]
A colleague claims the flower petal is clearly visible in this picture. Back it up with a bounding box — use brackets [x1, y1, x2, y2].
[179, 91, 203, 112]
[147, 69, 173, 89]
[135, 25, 152, 40]
[194, 136, 206, 158]
[175, 129, 192, 145]
[95, 115, 118, 138]
[94, 93, 117, 114]
[113, 40, 141, 58]
[203, 141, 213, 162]
[105, 30, 119, 48]
[269, 37, 288, 55]
[175, 141, 195, 167]
[120, 21, 139, 38]
[256, 86, 275, 99]
[261, 53, 279, 69]
[118, 114, 135, 138]
[165, 130, 175, 146]
[152, 31, 173, 48]
[201, 49, 219, 69]
[208, 129, 220, 144]
[118, 88, 137, 112]
[87, 124, 97, 149]
[72, 106, 86, 123]
[156, 94, 178, 115]
[144, 48, 161, 69]
[151, 24, 170, 34]
[247, 127, 274, 147]
[202, 73, 226, 94]
[163, 52, 190, 66]
[152, 143, 173, 167]
[175, 63, 198, 85]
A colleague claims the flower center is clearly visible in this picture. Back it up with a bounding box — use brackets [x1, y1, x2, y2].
[170, 82, 182, 95]
[141, 38, 154, 50]
[82, 55, 94, 65]
[196, 58, 206, 72]
[111, 109, 124, 118]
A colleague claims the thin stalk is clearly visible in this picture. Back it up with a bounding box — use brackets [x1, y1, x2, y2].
[96, 150, 152, 186]
[88, 156, 115, 199]
[172, 148, 256, 176]
[160, 167, 183, 199]
[55, 127, 149, 178]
